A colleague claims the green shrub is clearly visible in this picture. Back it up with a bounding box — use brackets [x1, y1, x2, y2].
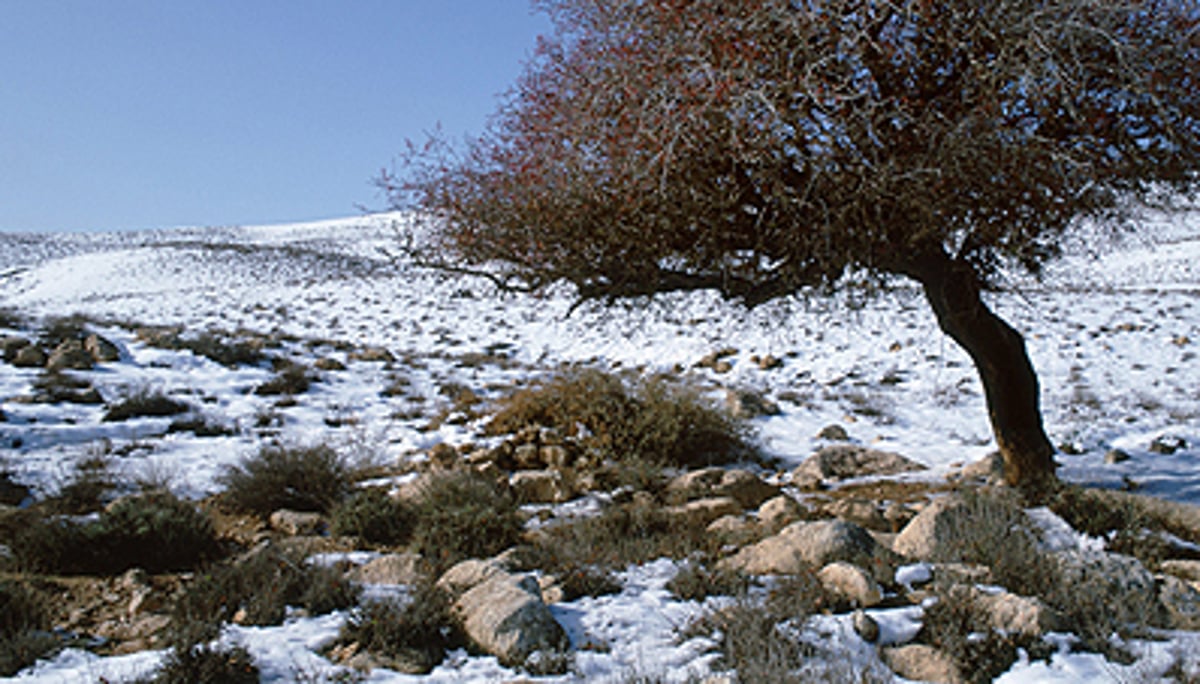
[486, 368, 753, 467]
[0, 580, 58, 677]
[172, 545, 359, 646]
[103, 388, 191, 422]
[334, 582, 461, 675]
[330, 488, 414, 546]
[218, 444, 353, 515]
[408, 471, 525, 572]
[11, 491, 220, 575]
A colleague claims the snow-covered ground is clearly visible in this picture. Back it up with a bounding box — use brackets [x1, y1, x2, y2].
[1, 210, 1198, 682]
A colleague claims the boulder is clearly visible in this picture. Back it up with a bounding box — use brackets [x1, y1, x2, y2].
[883, 644, 963, 684]
[893, 494, 1029, 561]
[84, 333, 121, 363]
[792, 445, 925, 485]
[972, 588, 1062, 638]
[1158, 574, 1200, 630]
[821, 498, 888, 531]
[719, 519, 897, 582]
[437, 558, 510, 596]
[452, 572, 569, 668]
[665, 497, 742, 526]
[952, 452, 1006, 483]
[756, 495, 805, 533]
[816, 424, 851, 441]
[350, 553, 425, 586]
[707, 515, 759, 546]
[1, 336, 32, 363]
[348, 346, 395, 363]
[818, 561, 884, 607]
[724, 389, 781, 418]
[12, 344, 47, 368]
[1161, 560, 1200, 584]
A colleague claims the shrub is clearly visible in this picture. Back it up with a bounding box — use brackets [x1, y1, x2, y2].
[667, 561, 750, 602]
[408, 470, 525, 573]
[254, 360, 312, 396]
[45, 451, 116, 514]
[172, 545, 359, 646]
[0, 580, 57, 677]
[330, 488, 414, 546]
[167, 414, 236, 438]
[139, 329, 266, 368]
[103, 388, 191, 422]
[37, 314, 89, 348]
[218, 444, 353, 515]
[704, 599, 813, 683]
[134, 643, 260, 684]
[486, 368, 753, 468]
[334, 582, 461, 675]
[11, 491, 221, 575]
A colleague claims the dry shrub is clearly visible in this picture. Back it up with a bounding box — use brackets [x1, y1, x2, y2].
[330, 488, 414, 546]
[141, 329, 266, 368]
[218, 444, 354, 515]
[703, 598, 813, 683]
[920, 586, 1051, 684]
[1049, 485, 1181, 568]
[486, 368, 753, 468]
[254, 359, 313, 396]
[45, 451, 116, 514]
[103, 388, 191, 422]
[334, 582, 462, 675]
[667, 561, 750, 602]
[408, 470, 525, 573]
[133, 643, 260, 684]
[0, 580, 58, 677]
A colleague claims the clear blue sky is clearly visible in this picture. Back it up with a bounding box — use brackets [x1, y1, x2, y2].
[0, 1, 550, 232]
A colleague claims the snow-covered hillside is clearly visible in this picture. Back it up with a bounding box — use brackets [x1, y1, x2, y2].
[1, 211, 1198, 683]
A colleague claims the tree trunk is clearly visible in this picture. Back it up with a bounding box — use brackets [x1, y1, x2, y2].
[899, 247, 1057, 495]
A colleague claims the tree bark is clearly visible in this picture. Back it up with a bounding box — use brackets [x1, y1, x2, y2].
[899, 246, 1058, 494]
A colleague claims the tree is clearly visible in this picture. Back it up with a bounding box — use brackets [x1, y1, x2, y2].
[384, 0, 1200, 494]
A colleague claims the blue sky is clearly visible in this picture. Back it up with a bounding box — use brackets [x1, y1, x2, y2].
[0, 1, 550, 232]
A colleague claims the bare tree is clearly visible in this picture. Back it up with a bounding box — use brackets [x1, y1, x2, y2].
[384, 0, 1200, 494]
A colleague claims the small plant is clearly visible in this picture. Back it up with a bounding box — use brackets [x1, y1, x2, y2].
[168, 414, 236, 437]
[704, 599, 813, 683]
[218, 444, 353, 515]
[37, 314, 89, 348]
[667, 561, 750, 602]
[172, 545, 359, 646]
[486, 368, 754, 468]
[254, 359, 313, 396]
[45, 450, 117, 514]
[920, 586, 1052, 684]
[334, 582, 461, 675]
[330, 488, 414, 546]
[103, 388, 191, 422]
[134, 643, 260, 684]
[0, 580, 58, 677]
[408, 470, 525, 573]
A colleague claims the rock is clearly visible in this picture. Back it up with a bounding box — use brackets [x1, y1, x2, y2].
[1104, 449, 1132, 464]
[510, 470, 573, 504]
[437, 558, 509, 596]
[313, 357, 347, 371]
[707, 515, 759, 546]
[952, 451, 1005, 483]
[350, 553, 425, 586]
[665, 468, 780, 508]
[12, 344, 47, 368]
[821, 498, 888, 531]
[792, 445, 925, 484]
[852, 609, 880, 642]
[1150, 435, 1187, 455]
[1157, 574, 1200, 630]
[818, 561, 884, 607]
[719, 519, 897, 582]
[753, 354, 783, 370]
[84, 334, 121, 363]
[513, 444, 542, 470]
[46, 340, 95, 371]
[1161, 560, 1200, 584]
[883, 644, 963, 684]
[883, 501, 916, 532]
[1, 336, 32, 363]
[972, 588, 1062, 637]
[665, 497, 742, 526]
[893, 494, 1029, 562]
[724, 389, 781, 418]
[268, 509, 326, 536]
[756, 495, 805, 533]
[0, 473, 31, 506]
[428, 442, 459, 469]
[816, 424, 850, 441]
[452, 573, 569, 668]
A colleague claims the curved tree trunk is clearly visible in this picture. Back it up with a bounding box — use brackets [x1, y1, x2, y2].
[899, 247, 1058, 495]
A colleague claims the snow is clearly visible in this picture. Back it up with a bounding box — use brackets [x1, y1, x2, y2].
[1, 209, 1199, 682]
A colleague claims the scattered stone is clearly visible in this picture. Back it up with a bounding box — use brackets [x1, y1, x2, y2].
[792, 445, 925, 485]
[695, 348, 738, 372]
[348, 346, 395, 363]
[268, 509, 326, 536]
[1, 335, 32, 362]
[724, 388, 781, 418]
[665, 497, 742, 526]
[12, 344, 47, 368]
[893, 495, 1028, 562]
[821, 498, 888, 532]
[818, 561, 884, 607]
[883, 644, 963, 684]
[1105, 448, 1132, 464]
[756, 495, 805, 533]
[665, 468, 779, 509]
[350, 553, 425, 586]
[451, 572, 569, 669]
[707, 515, 758, 546]
[950, 451, 1005, 484]
[816, 424, 850, 441]
[751, 354, 783, 370]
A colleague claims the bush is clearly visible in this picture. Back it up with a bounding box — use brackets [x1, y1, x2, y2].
[919, 586, 1029, 684]
[330, 488, 414, 546]
[139, 329, 266, 368]
[486, 368, 753, 467]
[11, 491, 221, 575]
[334, 582, 461, 675]
[0, 580, 57, 677]
[45, 451, 116, 514]
[254, 360, 312, 396]
[408, 470, 525, 573]
[172, 545, 359, 646]
[103, 388, 191, 422]
[667, 561, 750, 602]
[218, 444, 353, 515]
